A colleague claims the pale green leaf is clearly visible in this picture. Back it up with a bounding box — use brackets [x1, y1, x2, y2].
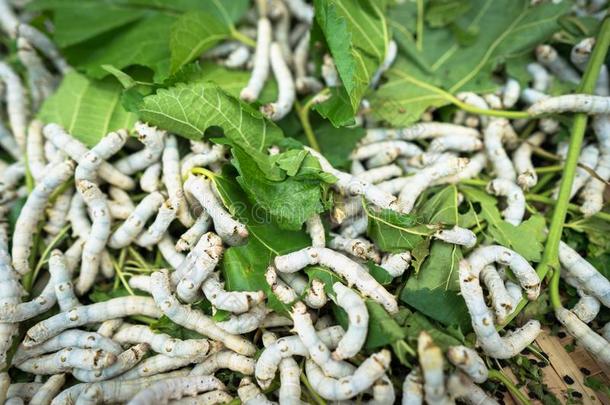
[38, 71, 136, 147]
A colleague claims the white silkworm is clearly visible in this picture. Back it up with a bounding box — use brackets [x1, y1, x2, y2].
[555, 307, 610, 366]
[306, 147, 398, 210]
[71, 343, 150, 383]
[169, 391, 233, 405]
[322, 54, 340, 87]
[480, 265, 514, 324]
[433, 152, 487, 185]
[107, 187, 135, 220]
[159, 235, 186, 269]
[44, 188, 72, 238]
[175, 232, 222, 302]
[261, 42, 295, 121]
[140, 162, 161, 193]
[190, 349, 255, 376]
[12, 329, 122, 365]
[224, 45, 251, 68]
[559, 241, 610, 306]
[446, 345, 488, 383]
[237, 377, 275, 405]
[24, 296, 162, 347]
[277, 355, 301, 405]
[255, 326, 345, 388]
[0, 275, 56, 322]
[380, 252, 411, 277]
[202, 272, 265, 314]
[332, 283, 368, 360]
[434, 226, 477, 248]
[176, 212, 211, 252]
[529, 94, 610, 115]
[417, 332, 450, 404]
[447, 372, 499, 405]
[150, 269, 255, 356]
[26, 120, 46, 182]
[371, 40, 398, 88]
[294, 31, 322, 94]
[527, 62, 550, 92]
[113, 323, 212, 358]
[521, 87, 549, 105]
[184, 175, 249, 246]
[279, 272, 328, 308]
[14, 23, 70, 73]
[572, 294, 600, 323]
[0, 61, 28, 151]
[601, 323, 610, 342]
[357, 164, 402, 184]
[459, 258, 540, 358]
[108, 192, 164, 249]
[135, 199, 177, 247]
[162, 135, 192, 227]
[68, 194, 91, 240]
[361, 123, 480, 144]
[0, 218, 21, 369]
[484, 119, 516, 181]
[127, 375, 225, 405]
[115, 122, 165, 175]
[513, 132, 545, 190]
[397, 157, 468, 213]
[580, 151, 610, 217]
[352, 141, 423, 161]
[275, 247, 398, 313]
[568, 144, 599, 200]
[119, 353, 202, 381]
[0, 120, 20, 160]
[329, 233, 381, 263]
[339, 214, 368, 239]
[402, 369, 423, 405]
[240, 17, 272, 102]
[284, 0, 313, 22]
[216, 303, 268, 334]
[17, 37, 55, 111]
[75, 180, 111, 295]
[6, 382, 42, 402]
[428, 135, 483, 154]
[304, 350, 390, 401]
[29, 374, 65, 405]
[49, 250, 79, 312]
[571, 38, 609, 95]
[0, 161, 25, 203]
[502, 78, 520, 108]
[17, 348, 116, 374]
[306, 214, 325, 248]
[291, 302, 354, 377]
[180, 144, 225, 178]
[266, 266, 298, 304]
[12, 160, 74, 274]
[536, 44, 580, 84]
[486, 179, 525, 226]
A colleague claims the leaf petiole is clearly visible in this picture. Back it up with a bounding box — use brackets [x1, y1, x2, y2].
[231, 28, 256, 48]
[488, 369, 532, 405]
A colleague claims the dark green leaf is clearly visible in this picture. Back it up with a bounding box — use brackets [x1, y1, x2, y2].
[396, 308, 462, 350]
[366, 261, 393, 286]
[363, 300, 406, 349]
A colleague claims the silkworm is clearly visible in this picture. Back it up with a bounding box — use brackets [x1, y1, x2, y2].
[305, 214, 325, 247]
[329, 233, 381, 263]
[71, 343, 150, 383]
[119, 353, 204, 381]
[260, 42, 295, 121]
[75, 130, 127, 183]
[202, 272, 265, 314]
[486, 179, 525, 226]
[180, 144, 225, 178]
[44, 188, 73, 238]
[237, 377, 274, 405]
[168, 391, 233, 405]
[29, 374, 65, 405]
[150, 269, 255, 356]
[17, 348, 116, 374]
[306, 147, 398, 210]
[279, 272, 327, 308]
[140, 162, 161, 193]
[446, 345, 488, 383]
[0, 120, 20, 160]
[284, 0, 313, 22]
[322, 54, 340, 87]
[107, 186, 135, 220]
[24, 296, 162, 347]
[127, 375, 225, 405]
[527, 62, 550, 92]
[447, 372, 499, 405]
[108, 192, 164, 249]
[0, 61, 28, 151]
[15, 24, 70, 73]
[240, 17, 272, 102]
[294, 31, 322, 94]
[371, 40, 398, 88]
[417, 331, 451, 404]
[275, 247, 398, 313]
[266, 266, 298, 304]
[162, 135, 192, 227]
[224, 45, 251, 68]
[184, 175, 248, 246]
[529, 94, 610, 115]
[26, 120, 47, 182]
[159, 235, 186, 269]
[255, 326, 345, 388]
[380, 252, 411, 277]
[115, 122, 165, 176]
[43, 124, 134, 189]
[190, 349, 255, 376]
[502, 78, 520, 108]
[176, 233, 224, 303]
[135, 199, 177, 247]
[555, 307, 610, 366]
[480, 265, 514, 324]
[17, 37, 55, 111]
[401, 369, 423, 405]
[513, 131, 545, 190]
[352, 141, 423, 162]
[536, 44, 580, 84]
[572, 294, 601, 323]
[0, 214, 21, 369]
[332, 283, 368, 360]
[361, 123, 480, 144]
[304, 350, 390, 401]
[397, 157, 468, 213]
[216, 303, 268, 335]
[49, 250, 79, 312]
[434, 226, 477, 248]
[428, 134, 483, 154]
[12, 160, 74, 274]
[484, 119, 516, 181]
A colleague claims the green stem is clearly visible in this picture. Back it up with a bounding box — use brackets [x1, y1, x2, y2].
[416, 0, 424, 51]
[501, 16, 610, 326]
[300, 372, 326, 405]
[488, 369, 532, 405]
[28, 225, 71, 291]
[534, 165, 563, 174]
[295, 100, 321, 152]
[231, 28, 256, 48]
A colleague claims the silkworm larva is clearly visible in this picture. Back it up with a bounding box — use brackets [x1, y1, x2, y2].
[428, 134, 483, 154]
[371, 40, 398, 88]
[304, 350, 390, 401]
[224, 45, 251, 68]
[168, 391, 233, 405]
[266, 266, 298, 304]
[0, 214, 21, 369]
[401, 369, 423, 405]
[75, 130, 127, 183]
[284, 0, 313, 22]
[572, 294, 601, 323]
[162, 135, 192, 227]
[362, 123, 480, 144]
[526, 62, 550, 92]
[417, 331, 452, 404]
[352, 140, 422, 161]
[202, 271, 265, 314]
[294, 31, 322, 94]
[329, 233, 381, 263]
[140, 162, 161, 193]
[0, 120, 20, 160]
[484, 119, 516, 182]
[26, 120, 47, 182]
[332, 283, 368, 360]
[434, 225, 477, 248]
[529, 94, 610, 115]
[502, 78, 520, 108]
[17, 348, 116, 374]
[513, 132, 545, 190]
[150, 269, 255, 356]
[536, 44, 581, 84]
[261, 42, 295, 121]
[306, 214, 325, 248]
[114, 122, 165, 175]
[5, 382, 42, 402]
[17, 37, 55, 111]
[15, 23, 70, 73]
[159, 235, 186, 270]
[580, 151, 610, 217]
[275, 247, 398, 313]
[356, 164, 402, 184]
[240, 17, 272, 102]
[486, 179, 525, 226]
[555, 307, 610, 366]
[480, 265, 514, 324]
[44, 188, 73, 238]
[49, 250, 79, 312]
[118, 353, 204, 381]
[176, 233, 224, 303]
[108, 192, 164, 249]
[322, 54, 340, 87]
[380, 252, 411, 277]
[447, 372, 499, 405]
[279, 272, 328, 308]
[29, 374, 65, 405]
[135, 199, 177, 247]
[12, 160, 74, 274]
[71, 343, 150, 383]
[189, 349, 255, 377]
[0, 61, 28, 151]
[216, 303, 268, 335]
[180, 144, 225, 178]
[237, 377, 274, 405]
[127, 375, 225, 405]
[68, 194, 91, 240]
[24, 297, 162, 347]
[446, 345, 488, 383]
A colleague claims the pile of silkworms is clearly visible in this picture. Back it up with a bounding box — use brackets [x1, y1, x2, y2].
[0, 0, 610, 404]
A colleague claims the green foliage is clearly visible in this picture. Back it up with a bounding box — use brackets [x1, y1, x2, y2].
[371, 0, 571, 126]
[38, 71, 137, 147]
[394, 308, 462, 350]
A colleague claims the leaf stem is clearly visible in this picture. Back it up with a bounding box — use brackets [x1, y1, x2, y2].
[25, 224, 71, 292]
[300, 371, 326, 405]
[534, 165, 563, 174]
[488, 369, 532, 405]
[502, 16, 610, 324]
[231, 28, 256, 48]
[295, 99, 321, 152]
[416, 0, 424, 51]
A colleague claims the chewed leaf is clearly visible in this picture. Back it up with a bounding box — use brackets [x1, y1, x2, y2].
[38, 71, 136, 147]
